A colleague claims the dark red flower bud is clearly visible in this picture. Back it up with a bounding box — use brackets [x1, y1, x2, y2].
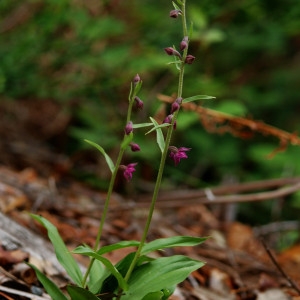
[163, 114, 177, 130]
[125, 121, 133, 135]
[133, 74, 141, 84]
[164, 47, 182, 58]
[134, 96, 144, 110]
[185, 54, 195, 64]
[130, 142, 140, 152]
[171, 101, 180, 114]
[180, 36, 188, 51]
[169, 9, 181, 18]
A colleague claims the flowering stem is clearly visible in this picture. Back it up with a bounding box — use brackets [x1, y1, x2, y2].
[123, 0, 188, 285]
[82, 86, 136, 288]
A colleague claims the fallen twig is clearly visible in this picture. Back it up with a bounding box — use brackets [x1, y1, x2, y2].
[261, 238, 300, 295]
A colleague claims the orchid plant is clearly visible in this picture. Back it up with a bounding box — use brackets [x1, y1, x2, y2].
[30, 1, 215, 299]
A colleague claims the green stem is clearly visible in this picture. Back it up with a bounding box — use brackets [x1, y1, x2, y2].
[123, 0, 188, 286]
[82, 85, 136, 288]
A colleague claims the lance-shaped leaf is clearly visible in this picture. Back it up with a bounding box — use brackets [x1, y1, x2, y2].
[30, 214, 83, 287]
[172, 1, 181, 11]
[73, 241, 140, 257]
[141, 236, 207, 256]
[67, 286, 100, 300]
[132, 122, 153, 129]
[72, 247, 128, 291]
[121, 255, 205, 300]
[84, 139, 115, 173]
[147, 117, 168, 153]
[183, 95, 216, 103]
[28, 263, 69, 300]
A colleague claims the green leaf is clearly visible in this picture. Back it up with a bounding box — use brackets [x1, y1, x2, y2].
[145, 123, 170, 135]
[67, 286, 99, 300]
[141, 236, 207, 255]
[172, 1, 181, 11]
[183, 95, 216, 103]
[132, 122, 153, 129]
[28, 263, 69, 300]
[133, 80, 142, 96]
[148, 117, 166, 153]
[84, 139, 115, 173]
[30, 215, 83, 287]
[72, 248, 128, 291]
[73, 241, 140, 257]
[121, 255, 205, 300]
[142, 291, 164, 300]
[88, 258, 106, 294]
[121, 132, 133, 150]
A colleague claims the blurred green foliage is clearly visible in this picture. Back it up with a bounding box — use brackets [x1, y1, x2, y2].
[1, 0, 300, 224]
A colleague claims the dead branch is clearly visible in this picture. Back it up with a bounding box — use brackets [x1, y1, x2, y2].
[157, 94, 300, 152]
[261, 239, 300, 295]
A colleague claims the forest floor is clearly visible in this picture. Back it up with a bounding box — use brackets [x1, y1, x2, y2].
[1, 99, 300, 300]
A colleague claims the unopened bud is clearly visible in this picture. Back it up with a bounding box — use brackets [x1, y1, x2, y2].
[163, 114, 177, 130]
[134, 96, 144, 110]
[180, 36, 188, 51]
[133, 74, 141, 84]
[185, 54, 195, 64]
[164, 47, 182, 58]
[125, 121, 133, 135]
[130, 142, 140, 152]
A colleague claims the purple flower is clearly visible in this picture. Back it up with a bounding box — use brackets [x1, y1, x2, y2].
[130, 142, 140, 152]
[185, 54, 195, 64]
[125, 121, 133, 135]
[120, 163, 138, 181]
[134, 96, 144, 110]
[169, 146, 191, 166]
[169, 9, 181, 18]
[164, 47, 182, 58]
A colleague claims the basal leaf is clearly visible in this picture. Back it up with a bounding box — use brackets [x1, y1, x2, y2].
[28, 263, 69, 300]
[141, 236, 207, 255]
[73, 241, 140, 257]
[67, 285, 99, 300]
[72, 248, 128, 291]
[142, 291, 164, 300]
[88, 258, 106, 294]
[84, 139, 115, 173]
[121, 255, 205, 300]
[30, 214, 83, 287]
[183, 95, 216, 103]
